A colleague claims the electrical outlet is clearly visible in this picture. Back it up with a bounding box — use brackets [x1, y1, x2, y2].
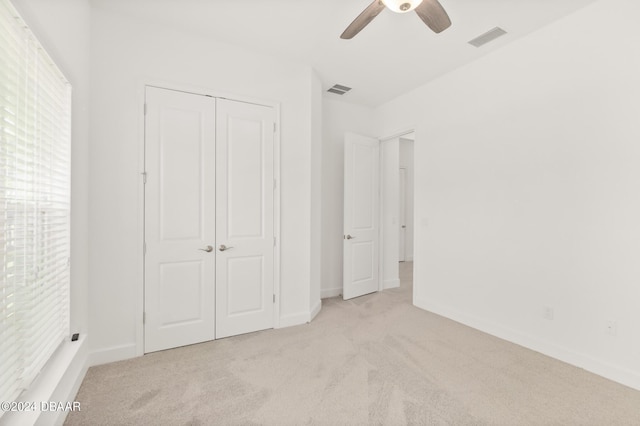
[605, 320, 618, 336]
[543, 306, 554, 320]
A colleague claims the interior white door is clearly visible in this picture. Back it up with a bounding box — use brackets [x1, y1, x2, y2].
[215, 99, 275, 338]
[144, 87, 216, 353]
[399, 167, 407, 262]
[343, 133, 380, 300]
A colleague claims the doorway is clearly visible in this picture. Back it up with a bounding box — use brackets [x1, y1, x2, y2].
[143, 86, 277, 353]
[342, 130, 415, 301]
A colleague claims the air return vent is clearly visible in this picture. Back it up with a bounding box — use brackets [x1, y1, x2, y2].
[468, 27, 507, 48]
[327, 84, 352, 95]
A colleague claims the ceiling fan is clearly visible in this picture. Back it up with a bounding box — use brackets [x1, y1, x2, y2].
[341, 0, 451, 39]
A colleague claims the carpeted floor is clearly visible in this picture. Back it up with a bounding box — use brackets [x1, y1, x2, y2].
[66, 262, 640, 425]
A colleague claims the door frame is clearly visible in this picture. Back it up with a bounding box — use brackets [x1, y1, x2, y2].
[135, 80, 281, 357]
[378, 137, 399, 292]
[399, 167, 407, 262]
[377, 129, 415, 294]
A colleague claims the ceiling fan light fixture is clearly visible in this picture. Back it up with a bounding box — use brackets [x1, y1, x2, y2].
[340, 0, 450, 39]
[381, 0, 424, 13]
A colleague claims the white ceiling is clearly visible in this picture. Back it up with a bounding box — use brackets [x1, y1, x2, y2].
[89, 0, 598, 107]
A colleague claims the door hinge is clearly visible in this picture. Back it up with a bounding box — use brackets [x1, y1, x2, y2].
[273, 236, 276, 247]
[142, 171, 147, 184]
[273, 294, 275, 303]
[143, 312, 146, 324]
[273, 178, 277, 190]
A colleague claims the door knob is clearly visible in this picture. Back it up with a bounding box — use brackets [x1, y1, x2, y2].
[199, 245, 214, 253]
[219, 244, 234, 252]
[345, 235, 356, 240]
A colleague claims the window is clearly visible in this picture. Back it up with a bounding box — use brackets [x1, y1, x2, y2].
[0, 0, 72, 406]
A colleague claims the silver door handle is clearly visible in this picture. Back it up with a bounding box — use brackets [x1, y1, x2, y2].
[219, 244, 234, 252]
[345, 235, 356, 240]
[199, 245, 214, 253]
[401, 225, 406, 228]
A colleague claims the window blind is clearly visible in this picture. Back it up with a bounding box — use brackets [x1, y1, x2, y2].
[0, 0, 71, 406]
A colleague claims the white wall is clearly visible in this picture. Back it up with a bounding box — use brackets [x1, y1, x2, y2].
[381, 139, 400, 289]
[321, 98, 375, 298]
[88, 7, 320, 362]
[9, 0, 91, 423]
[399, 139, 414, 261]
[374, 0, 640, 390]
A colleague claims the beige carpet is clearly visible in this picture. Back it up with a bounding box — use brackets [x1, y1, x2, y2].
[66, 263, 640, 425]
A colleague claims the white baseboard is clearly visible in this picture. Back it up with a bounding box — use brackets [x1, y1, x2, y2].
[383, 278, 400, 290]
[310, 299, 322, 322]
[321, 287, 342, 299]
[90, 308, 324, 366]
[89, 343, 138, 367]
[2, 336, 89, 426]
[278, 312, 310, 328]
[415, 298, 640, 391]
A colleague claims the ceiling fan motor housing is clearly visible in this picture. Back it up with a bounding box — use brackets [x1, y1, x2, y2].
[382, 0, 424, 13]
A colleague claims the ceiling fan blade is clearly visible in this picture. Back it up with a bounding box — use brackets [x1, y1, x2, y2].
[340, 0, 386, 39]
[414, 0, 451, 34]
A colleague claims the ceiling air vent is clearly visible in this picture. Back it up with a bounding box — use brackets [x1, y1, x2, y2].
[468, 27, 507, 48]
[327, 84, 352, 95]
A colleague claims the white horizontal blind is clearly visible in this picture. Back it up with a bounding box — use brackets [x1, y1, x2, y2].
[0, 0, 71, 406]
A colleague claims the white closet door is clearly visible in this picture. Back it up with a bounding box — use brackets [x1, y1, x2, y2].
[343, 133, 380, 300]
[144, 87, 216, 353]
[215, 99, 275, 338]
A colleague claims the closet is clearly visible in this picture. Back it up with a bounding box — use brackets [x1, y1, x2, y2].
[143, 86, 276, 353]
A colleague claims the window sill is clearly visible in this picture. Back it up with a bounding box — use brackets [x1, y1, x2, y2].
[2, 335, 89, 426]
